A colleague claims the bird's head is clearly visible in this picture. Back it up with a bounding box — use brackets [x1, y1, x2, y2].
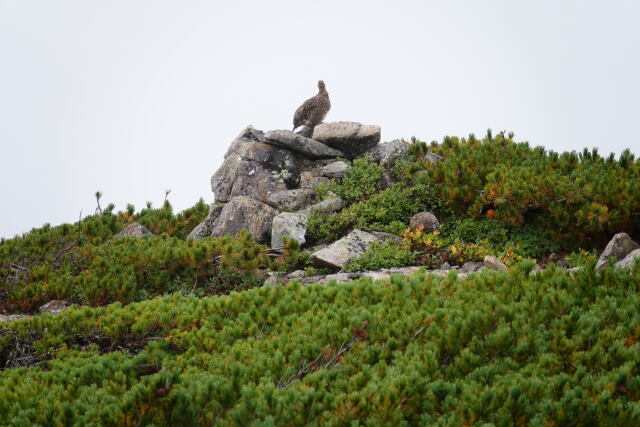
[317, 80, 326, 91]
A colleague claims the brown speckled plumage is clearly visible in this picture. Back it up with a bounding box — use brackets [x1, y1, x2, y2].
[292, 80, 331, 133]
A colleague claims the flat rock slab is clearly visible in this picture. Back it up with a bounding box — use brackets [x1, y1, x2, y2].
[311, 229, 379, 269]
[209, 196, 278, 244]
[265, 130, 344, 159]
[596, 233, 640, 269]
[267, 189, 315, 212]
[115, 222, 153, 238]
[313, 122, 381, 159]
[187, 204, 224, 240]
[271, 212, 308, 248]
[0, 314, 32, 323]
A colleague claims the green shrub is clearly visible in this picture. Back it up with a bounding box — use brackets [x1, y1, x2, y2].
[307, 183, 447, 244]
[344, 241, 416, 272]
[405, 132, 640, 246]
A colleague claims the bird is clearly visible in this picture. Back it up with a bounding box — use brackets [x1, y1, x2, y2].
[292, 80, 331, 135]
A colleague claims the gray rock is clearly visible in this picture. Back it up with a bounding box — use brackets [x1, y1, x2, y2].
[212, 156, 290, 203]
[287, 270, 306, 280]
[425, 152, 445, 163]
[115, 222, 153, 238]
[596, 233, 640, 270]
[265, 130, 344, 159]
[311, 229, 379, 269]
[264, 272, 286, 287]
[39, 300, 71, 314]
[0, 314, 32, 323]
[364, 139, 410, 166]
[616, 249, 640, 269]
[271, 212, 308, 248]
[299, 171, 331, 190]
[300, 198, 346, 214]
[187, 204, 224, 240]
[484, 255, 508, 271]
[369, 231, 402, 244]
[460, 262, 485, 274]
[409, 212, 440, 233]
[209, 196, 279, 244]
[440, 262, 452, 270]
[211, 127, 301, 203]
[267, 189, 315, 212]
[312, 122, 381, 159]
[321, 161, 351, 179]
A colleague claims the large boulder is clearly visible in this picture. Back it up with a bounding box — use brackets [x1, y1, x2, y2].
[271, 212, 308, 248]
[615, 248, 640, 269]
[115, 222, 153, 238]
[187, 204, 224, 240]
[596, 233, 640, 270]
[267, 189, 315, 212]
[209, 196, 279, 244]
[409, 212, 440, 233]
[364, 139, 410, 166]
[211, 126, 301, 203]
[312, 121, 381, 159]
[265, 130, 344, 159]
[311, 229, 379, 269]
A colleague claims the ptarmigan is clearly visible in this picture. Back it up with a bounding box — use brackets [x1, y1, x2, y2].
[292, 80, 331, 134]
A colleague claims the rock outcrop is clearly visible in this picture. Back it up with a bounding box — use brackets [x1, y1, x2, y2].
[187, 204, 224, 240]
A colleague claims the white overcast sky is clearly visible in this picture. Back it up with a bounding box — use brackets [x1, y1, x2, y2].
[1, 1, 639, 238]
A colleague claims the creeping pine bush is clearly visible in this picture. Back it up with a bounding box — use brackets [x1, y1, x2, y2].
[1, 263, 640, 425]
[0, 199, 265, 313]
[406, 131, 640, 246]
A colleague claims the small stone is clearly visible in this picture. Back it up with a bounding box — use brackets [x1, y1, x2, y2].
[115, 222, 153, 238]
[409, 212, 440, 233]
[440, 262, 451, 270]
[39, 300, 71, 314]
[484, 255, 508, 271]
[596, 233, 640, 270]
[321, 161, 351, 179]
[0, 314, 32, 323]
[460, 262, 485, 274]
[364, 139, 410, 166]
